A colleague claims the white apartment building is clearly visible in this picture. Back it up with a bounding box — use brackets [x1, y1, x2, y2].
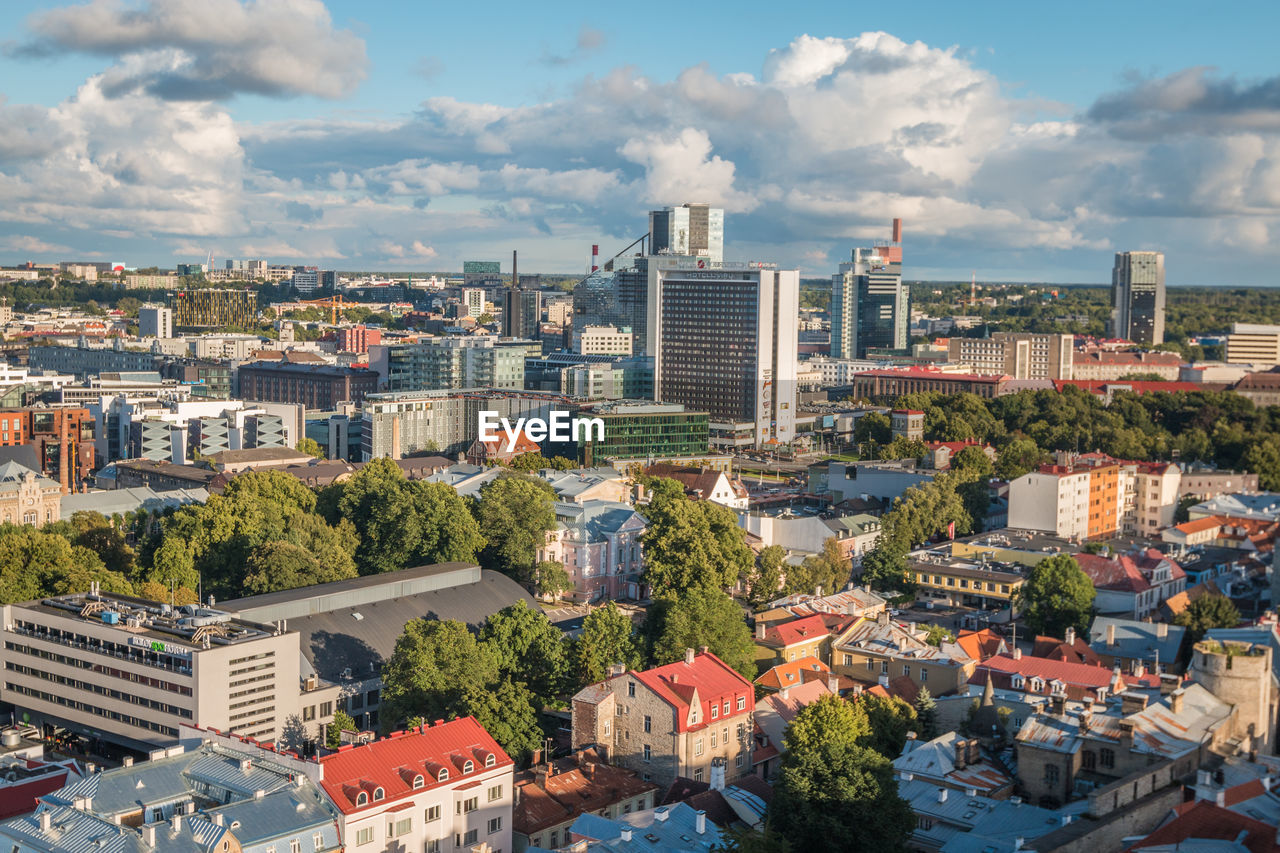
[314, 718, 514, 853]
[572, 324, 634, 356]
[138, 304, 173, 339]
[803, 357, 884, 386]
[1007, 466, 1091, 539]
[948, 333, 1073, 380]
[462, 288, 486, 317]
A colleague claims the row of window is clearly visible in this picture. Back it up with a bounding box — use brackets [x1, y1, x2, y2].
[4, 641, 193, 695]
[5, 682, 178, 737]
[10, 621, 192, 675]
[5, 662, 194, 718]
[843, 655, 931, 683]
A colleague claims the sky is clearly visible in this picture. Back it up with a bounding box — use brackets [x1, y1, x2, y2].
[2, 1, 1280, 284]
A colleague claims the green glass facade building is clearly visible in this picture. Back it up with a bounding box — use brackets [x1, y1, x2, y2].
[576, 401, 709, 466]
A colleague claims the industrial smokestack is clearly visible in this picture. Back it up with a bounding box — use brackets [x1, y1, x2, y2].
[892, 218, 902, 244]
[591, 244, 599, 273]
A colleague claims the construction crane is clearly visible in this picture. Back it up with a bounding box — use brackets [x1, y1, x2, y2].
[299, 294, 348, 324]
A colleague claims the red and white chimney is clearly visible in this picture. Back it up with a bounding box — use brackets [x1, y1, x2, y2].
[591, 244, 599, 273]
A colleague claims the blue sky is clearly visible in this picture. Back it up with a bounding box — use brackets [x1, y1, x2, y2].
[2, 0, 1279, 283]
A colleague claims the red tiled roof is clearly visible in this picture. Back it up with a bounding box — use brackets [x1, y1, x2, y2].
[971, 653, 1152, 701]
[1032, 635, 1103, 666]
[630, 652, 753, 734]
[763, 614, 832, 648]
[318, 718, 512, 814]
[955, 629, 1006, 662]
[1128, 800, 1280, 853]
[754, 656, 831, 691]
[1074, 552, 1152, 593]
[1175, 516, 1225, 535]
[1175, 779, 1269, 814]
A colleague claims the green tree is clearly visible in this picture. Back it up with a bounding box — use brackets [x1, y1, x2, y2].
[326, 709, 358, 749]
[717, 826, 795, 853]
[859, 541, 909, 593]
[923, 624, 955, 646]
[572, 602, 643, 687]
[1244, 436, 1280, 491]
[769, 694, 914, 853]
[336, 458, 485, 575]
[994, 436, 1048, 480]
[478, 601, 569, 704]
[507, 452, 575, 472]
[792, 538, 850, 598]
[645, 589, 755, 679]
[1173, 594, 1242, 644]
[453, 679, 543, 762]
[914, 686, 938, 740]
[746, 545, 786, 610]
[531, 560, 572, 598]
[1016, 554, 1096, 638]
[0, 525, 133, 604]
[296, 437, 324, 458]
[855, 412, 891, 446]
[242, 540, 356, 594]
[641, 490, 752, 595]
[859, 694, 919, 759]
[475, 474, 556, 580]
[381, 619, 498, 727]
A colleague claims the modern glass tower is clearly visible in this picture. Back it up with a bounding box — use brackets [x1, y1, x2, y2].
[1110, 251, 1165, 345]
[831, 219, 907, 359]
[648, 203, 724, 262]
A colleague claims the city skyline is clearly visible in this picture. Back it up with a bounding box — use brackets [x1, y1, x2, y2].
[1, 1, 1279, 283]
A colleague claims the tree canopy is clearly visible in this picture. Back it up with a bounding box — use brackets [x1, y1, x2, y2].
[474, 473, 556, 581]
[1173, 594, 1242, 644]
[1017, 554, 1096, 638]
[640, 487, 752, 595]
[572, 602, 642, 687]
[644, 589, 756, 679]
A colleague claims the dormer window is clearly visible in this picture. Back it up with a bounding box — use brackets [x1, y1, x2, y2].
[412, 775, 425, 789]
[356, 792, 368, 806]
[723, 701, 730, 715]
[711, 705, 719, 719]
[372, 787, 385, 801]
[485, 754, 496, 768]
[1011, 674, 1025, 690]
[437, 769, 449, 782]
[463, 761, 474, 774]
[1029, 677, 1045, 693]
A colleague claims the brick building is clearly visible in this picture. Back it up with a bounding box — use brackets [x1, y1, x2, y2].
[238, 361, 380, 409]
[336, 324, 382, 354]
[0, 407, 94, 492]
[571, 650, 754, 789]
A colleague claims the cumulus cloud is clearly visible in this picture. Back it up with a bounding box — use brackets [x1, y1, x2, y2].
[17, 0, 367, 100]
[7, 21, 1280, 279]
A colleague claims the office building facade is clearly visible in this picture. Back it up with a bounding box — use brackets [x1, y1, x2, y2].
[647, 259, 799, 448]
[574, 401, 710, 467]
[1110, 251, 1165, 345]
[370, 337, 531, 392]
[171, 288, 258, 329]
[503, 287, 541, 340]
[572, 324, 634, 356]
[648, 203, 724, 262]
[831, 219, 907, 359]
[237, 362, 380, 409]
[1225, 323, 1280, 366]
[949, 332, 1074, 379]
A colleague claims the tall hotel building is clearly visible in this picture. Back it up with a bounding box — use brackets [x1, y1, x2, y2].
[646, 259, 798, 448]
[1109, 251, 1165, 345]
[831, 219, 908, 359]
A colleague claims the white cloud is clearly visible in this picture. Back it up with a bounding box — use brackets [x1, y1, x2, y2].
[20, 0, 367, 100]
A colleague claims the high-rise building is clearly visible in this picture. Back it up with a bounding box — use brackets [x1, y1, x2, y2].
[138, 304, 173, 339]
[646, 259, 798, 448]
[462, 288, 486, 317]
[503, 288, 541, 339]
[831, 219, 907, 359]
[648, 203, 724, 262]
[368, 336, 535, 392]
[1110, 251, 1165, 345]
[1225, 323, 1280, 366]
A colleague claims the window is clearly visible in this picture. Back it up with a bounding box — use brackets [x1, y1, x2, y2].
[303, 705, 315, 722]
[711, 704, 718, 719]
[313, 833, 323, 851]
[372, 787, 384, 802]
[902, 665, 910, 677]
[1044, 765, 1060, 785]
[463, 760, 474, 773]
[722, 727, 728, 745]
[644, 715, 651, 733]
[458, 797, 479, 814]
[425, 805, 441, 823]
[486, 753, 496, 767]
[456, 829, 478, 846]
[1100, 748, 1115, 769]
[427, 842, 441, 853]
[355, 827, 373, 846]
[320, 701, 332, 717]
[736, 753, 745, 767]
[488, 784, 503, 802]
[643, 744, 651, 762]
[711, 731, 717, 748]
[1082, 750, 1096, 770]
[843, 654, 852, 666]
[722, 701, 729, 715]
[488, 817, 503, 834]
[866, 659, 874, 671]
[881, 661, 889, 674]
[437, 768, 449, 782]
[694, 768, 704, 782]
[628, 681, 636, 698]
[695, 738, 704, 756]
[736, 696, 745, 711]
[291, 841, 301, 853]
[395, 818, 411, 837]
[920, 668, 928, 683]
[412, 775, 424, 789]
[356, 792, 367, 806]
